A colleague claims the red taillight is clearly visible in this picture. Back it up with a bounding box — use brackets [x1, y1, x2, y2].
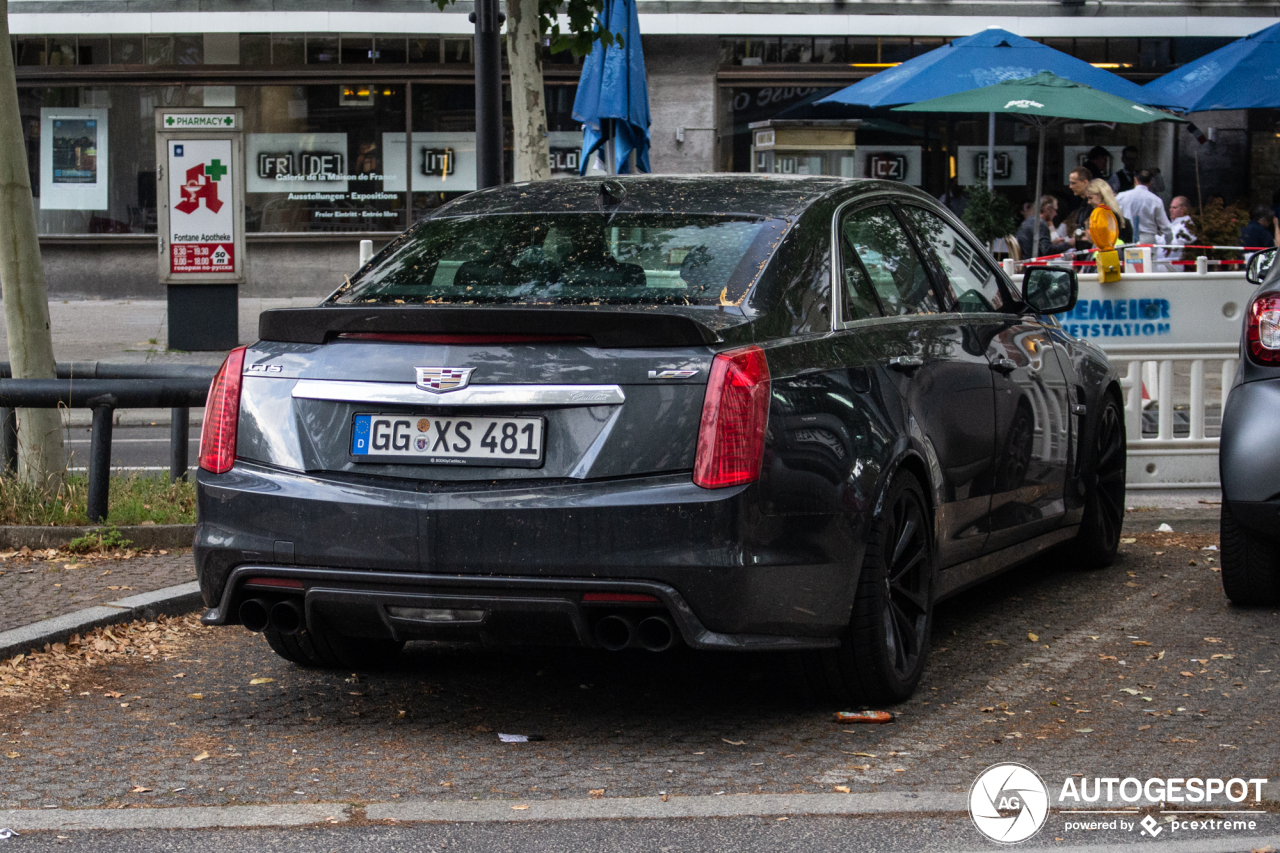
[693, 345, 771, 489]
[1247, 294, 1280, 366]
[199, 346, 246, 474]
[243, 577, 304, 589]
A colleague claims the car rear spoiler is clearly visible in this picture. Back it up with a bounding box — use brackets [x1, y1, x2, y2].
[258, 306, 724, 348]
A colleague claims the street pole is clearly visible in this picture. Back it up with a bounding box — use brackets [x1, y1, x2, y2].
[986, 111, 995, 191]
[472, 0, 505, 189]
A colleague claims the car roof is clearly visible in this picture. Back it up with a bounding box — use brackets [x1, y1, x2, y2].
[430, 174, 892, 220]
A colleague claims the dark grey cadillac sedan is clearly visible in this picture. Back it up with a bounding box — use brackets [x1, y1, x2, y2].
[195, 175, 1124, 704]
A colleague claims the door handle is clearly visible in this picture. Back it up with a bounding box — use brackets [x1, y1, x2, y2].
[990, 357, 1018, 374]
[887, 355, 924, 371]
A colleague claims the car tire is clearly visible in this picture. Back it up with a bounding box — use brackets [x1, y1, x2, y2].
[263, 613, 404, 670]
[805, 471, 934, 706]
[1220, 503, 1280, 605]
[1068, 394, 1126, 569]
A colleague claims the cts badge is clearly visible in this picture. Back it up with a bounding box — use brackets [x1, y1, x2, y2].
[415, 367, 475, 393]
[648, 369, 700, 380]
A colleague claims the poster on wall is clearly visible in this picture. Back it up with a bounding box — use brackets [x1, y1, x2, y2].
[957, 146, 1027, 187]
[382, 133, 476, 193]
[851, 146, 923, 186]
[166, 137, 237, 276]
[246, 133, 349, 193]
[1062, 146, 1125, 185]
[40, 108, 109, 210]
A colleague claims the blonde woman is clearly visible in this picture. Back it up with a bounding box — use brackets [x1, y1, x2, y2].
[1086, 178, 1132, 244]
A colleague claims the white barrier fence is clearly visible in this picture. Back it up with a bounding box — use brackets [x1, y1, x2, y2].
[1029, 270, 1257, 489]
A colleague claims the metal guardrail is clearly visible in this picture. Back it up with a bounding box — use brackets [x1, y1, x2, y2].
[0, 363, 214, 521]
[1110, 344, 1237, 490]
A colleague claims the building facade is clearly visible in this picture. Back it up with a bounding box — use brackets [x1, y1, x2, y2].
[9, 1, 1274, 298]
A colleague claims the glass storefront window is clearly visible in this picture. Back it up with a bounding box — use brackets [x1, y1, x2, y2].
[111, 36, 143, 64]
[443, 38, 473, 64]
[376, 35, 408, 64]
[341, 35, 374, 65]
[241, 34, 270, 66]
[879, 38, 912, 63]
[47, 36, 76, 66]
[780, 38, 812, 63]
[21, 85, 204, 235]
[814, 38, 847, 64]
[273, 35, 306, 65]
[15, 37, 46, 66]
[78, 37, 110, 65]
[145, 36, 173, 66]
[175, 35, 203, 65]
[1074, 38, 1106, 64]
[409, 38, 439, 63]
[847, 37, 878, 64]
[241, 83, 407, 232]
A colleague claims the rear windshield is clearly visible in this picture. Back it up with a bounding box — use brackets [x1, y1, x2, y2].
[330, 213, 771, 306]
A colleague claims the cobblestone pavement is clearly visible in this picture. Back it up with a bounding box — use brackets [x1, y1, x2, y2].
[0, 551, 194, 633]
[2, 515, 1278, 820]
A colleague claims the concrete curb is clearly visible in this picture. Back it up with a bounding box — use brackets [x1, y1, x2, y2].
[0, 524, 194, 551]
[0, 791, 968, 831]
[367, 791, 969, 823]
[0, 581, 203, 661]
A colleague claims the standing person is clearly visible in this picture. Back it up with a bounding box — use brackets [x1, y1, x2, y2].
[1109, 146, 1139, 194]
[1016, 195, 1071, 259]
[938, 179, 967, 219]
[1062, 168, 1096, 248]
[1115, 170, 1173, 248]
[1085, 179, 1131, 244]
[1083, 146, 1111, 181]
[1241, 205, 1278, 261]
[1158, 195, 1195, 272]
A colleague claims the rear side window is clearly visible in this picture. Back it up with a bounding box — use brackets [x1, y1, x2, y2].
[901, 206, 1006, 313]
[332, 213, 771, 306]
[840, 206, 939, 316]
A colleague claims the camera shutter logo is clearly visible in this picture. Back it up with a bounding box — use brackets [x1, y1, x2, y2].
[969, 762, 1050, 844]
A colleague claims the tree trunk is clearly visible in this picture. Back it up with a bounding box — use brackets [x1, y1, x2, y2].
[507, 0, 551, 183]
[0, 0, 65, 491]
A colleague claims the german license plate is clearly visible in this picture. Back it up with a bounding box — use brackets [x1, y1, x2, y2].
[350, 413, 544, 467]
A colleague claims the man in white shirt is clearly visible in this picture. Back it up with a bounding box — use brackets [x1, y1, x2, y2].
[1116, 170, 1173, 249]
[1157, 195, 1195, 272]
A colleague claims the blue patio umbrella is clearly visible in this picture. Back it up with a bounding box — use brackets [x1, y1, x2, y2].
[817, 27, 1146, 108]
[1142, 21, 1280, 111]
[572, 0, 650, 174]
[817, 27, 1145, 189]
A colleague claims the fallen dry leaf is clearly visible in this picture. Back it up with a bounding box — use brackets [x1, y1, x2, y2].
[588, 789, 605, 798]
[188, 693, 203, 700]
[249, 678, 275, 685]
[1132, 641, 1151, 646]
[130, 786, 152, 793]
[511, 805, 529, 811]
[192, 752, 210, 762]
[833, 785, 851, 793]
[721, 739, 745, 746]
[1027, 633, 1039, 643]
[1181, 671, 1195, 677]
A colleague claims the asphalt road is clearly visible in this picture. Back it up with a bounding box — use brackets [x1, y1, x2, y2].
[60, 425, 202, 474]
[5, 510, 1278, 852]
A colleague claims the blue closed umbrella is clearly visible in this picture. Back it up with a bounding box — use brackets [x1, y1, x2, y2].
[1143, 21, 1280, 111]
[572, 0, 650, 174]
[817, 27, 1145, 108]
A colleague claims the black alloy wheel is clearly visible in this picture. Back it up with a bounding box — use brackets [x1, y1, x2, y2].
[1070, 395, 1126, 568]
[805, 471, 935, 705]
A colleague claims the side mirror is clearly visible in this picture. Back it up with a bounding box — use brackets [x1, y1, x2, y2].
[1247, 248, 1277, 285]
[1022, 267, 1078, 315]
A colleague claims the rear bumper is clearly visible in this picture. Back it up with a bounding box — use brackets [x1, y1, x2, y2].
[195, 462, 865, 642]
[202, 565, 838, 651]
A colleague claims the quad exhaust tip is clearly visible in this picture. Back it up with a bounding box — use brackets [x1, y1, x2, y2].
[270, 599, 304, 635]
[239, 598, 271, 633]
[594, 614, 678, 652]
[239, 597, 305, 634]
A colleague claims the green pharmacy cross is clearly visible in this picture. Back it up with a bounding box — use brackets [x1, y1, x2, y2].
[204, 159, 227, 181]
